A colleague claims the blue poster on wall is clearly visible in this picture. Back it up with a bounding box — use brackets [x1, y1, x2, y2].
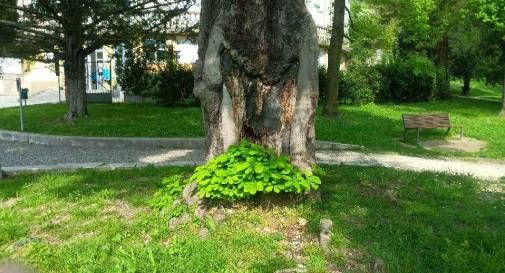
[102, 68, 110, 81]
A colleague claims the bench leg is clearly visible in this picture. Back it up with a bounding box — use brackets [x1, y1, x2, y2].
[404, 129, 408, 143]
[446, 127, 451, 135]
[416, 128, 420, 145]
[460, 127, 464, 139]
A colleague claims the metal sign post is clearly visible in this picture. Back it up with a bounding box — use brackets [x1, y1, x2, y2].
[55, 60, 61, 103]
[16, 78, 24, 131]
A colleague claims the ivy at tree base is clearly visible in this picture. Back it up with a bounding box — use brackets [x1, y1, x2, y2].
[191, 140, 322, 201]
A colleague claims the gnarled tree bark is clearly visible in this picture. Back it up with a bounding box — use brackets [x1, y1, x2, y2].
[193, 0, 319, 170]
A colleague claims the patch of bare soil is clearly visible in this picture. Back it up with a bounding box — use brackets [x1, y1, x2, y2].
[0, 198, 19, 209]
[0, 261, 34, 273]
[423, 137, 487, 153]
[104, 199, 147, 219]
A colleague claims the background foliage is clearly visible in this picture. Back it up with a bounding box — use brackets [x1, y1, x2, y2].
[116, 41, 196, 106]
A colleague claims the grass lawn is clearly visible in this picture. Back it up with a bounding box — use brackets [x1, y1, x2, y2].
[0, 104, 204, 138]
[317, 81, 505, 159]
[0, 166, 503, 272]
[451, 80, 503, 101]
[0, 82, 503, 158]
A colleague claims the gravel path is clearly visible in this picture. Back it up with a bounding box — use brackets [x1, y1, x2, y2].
[0, 140, 204, 167]
[1, 140, 504, 180]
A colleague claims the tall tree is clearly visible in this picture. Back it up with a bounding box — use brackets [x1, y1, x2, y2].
[501, 80, 505, 115]
[323, 0, 346, 116]
[194, 0, 319, 170]
[0, 0, 192, 120]
[449, 18, 482, 96]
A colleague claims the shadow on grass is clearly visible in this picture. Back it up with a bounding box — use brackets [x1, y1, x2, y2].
[318, 165, 505, 273]
[0, 174, 36, 200]
[0, 166, 193, 207]
[2, 165, 504, 272]
[451, 81, 502, 101]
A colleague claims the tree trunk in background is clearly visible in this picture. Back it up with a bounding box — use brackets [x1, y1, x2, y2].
[462, 74, 471, 96]
[64, 36, 88, 121]
[323, 0, 346, 116]
[436, 34, 450, 99]
[500, 71, 505, 116]
[193, 0, 319, 170]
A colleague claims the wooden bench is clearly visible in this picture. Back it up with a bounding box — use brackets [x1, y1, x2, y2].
[402, 113, 463, 144]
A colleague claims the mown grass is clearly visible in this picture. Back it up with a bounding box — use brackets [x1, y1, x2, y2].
[451, 80, 503, 101]
[320, 166, 505, 273]
[0, 82, 503, 158]
[317, 81, 505, 159]
[0, 167, 296, 273]
[0, 166, 503, 273]
[0, 104, 204, 138]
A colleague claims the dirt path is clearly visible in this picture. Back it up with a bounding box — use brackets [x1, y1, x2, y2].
[317, 151, 505, 181]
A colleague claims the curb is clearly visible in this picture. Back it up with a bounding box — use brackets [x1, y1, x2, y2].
[0, 129, 364, 151]
[0, 129, 205, 149]
[1, 161, 205, 177]
[315, 140, 363, 151]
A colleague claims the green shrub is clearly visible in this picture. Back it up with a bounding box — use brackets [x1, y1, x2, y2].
[151, 175, 187, 210]
[157, 64, 197, 106]
[116, 41, 197, 106]
[116, 55, 161, 97]
[191, 140, 321, 201]
[318, 65, 380, 105]
[340, 63, 381, 105]
[318, 66, 328, 104]
[377, 54, 437, 102]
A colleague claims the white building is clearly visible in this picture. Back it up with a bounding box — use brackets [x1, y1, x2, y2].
[1, 1, 348, 96]
[0, 58, 22, 96]
[0, 58, 59, 96]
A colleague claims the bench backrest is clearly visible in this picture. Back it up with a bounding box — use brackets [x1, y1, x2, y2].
[402, 113, 451, 129]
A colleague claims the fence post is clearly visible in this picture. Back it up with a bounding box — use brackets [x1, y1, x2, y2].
[109, 58, 113, 94]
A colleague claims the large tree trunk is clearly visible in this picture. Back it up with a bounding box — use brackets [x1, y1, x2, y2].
[323, 0, 346, 116]
[193, 0, 319, 170]
[461, 73, 471, 96]
[63, 36, 88, 121]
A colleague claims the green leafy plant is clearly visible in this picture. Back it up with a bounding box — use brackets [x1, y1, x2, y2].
[151, 174, 187, 210]
[191, 140, 321, 201]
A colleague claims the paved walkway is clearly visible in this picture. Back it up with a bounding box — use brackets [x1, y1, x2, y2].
[2, 140, 505, 180]
[0, 89, 64, 109]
